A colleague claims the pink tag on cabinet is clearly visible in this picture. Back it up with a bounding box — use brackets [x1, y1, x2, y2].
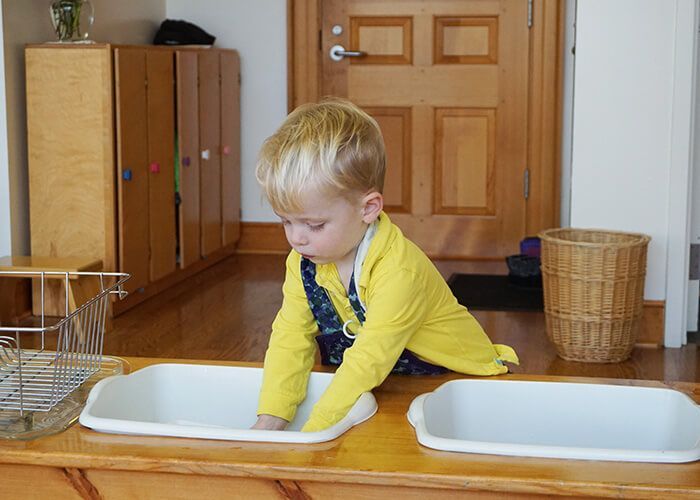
[150, 162, 160, 173]
[223, 145, 231, 155]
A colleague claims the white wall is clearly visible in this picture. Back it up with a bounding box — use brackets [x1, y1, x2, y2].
[166, 0, 287, 222]
[570, 0, 697, 346]
[571, 0, 676, 300]
[1, 0, 166, 256]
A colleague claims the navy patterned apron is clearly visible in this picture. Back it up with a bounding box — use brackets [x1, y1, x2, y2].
[300, 257, 447, 375]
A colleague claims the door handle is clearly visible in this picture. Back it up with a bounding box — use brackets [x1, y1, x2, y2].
[329, 44, 366, 62]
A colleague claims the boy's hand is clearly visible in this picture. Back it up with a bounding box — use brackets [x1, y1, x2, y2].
[251, 414, 289, 431]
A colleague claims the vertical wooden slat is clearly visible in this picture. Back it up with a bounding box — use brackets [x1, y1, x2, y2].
[114, 48, 149, 293]
[176, 51, 201, 269]
[198, 50, 222, 257]
[146, 50, 177, 281]
[25, 45, 115, 315]
[220, 50, 241, 247]
[26, 46, 116, 266]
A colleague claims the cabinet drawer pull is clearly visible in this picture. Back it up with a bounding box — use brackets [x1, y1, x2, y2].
[150, 162, 160, 173]
[122, 169, 132, 181]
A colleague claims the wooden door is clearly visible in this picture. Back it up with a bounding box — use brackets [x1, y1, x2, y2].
[220, 50, 242, 247]
[322, 0, 529, 259]
[198, 51, 223, 257]
[146, 50, 177, 281]
[176, 51, 201, 269]
[114, 48, 149, 293]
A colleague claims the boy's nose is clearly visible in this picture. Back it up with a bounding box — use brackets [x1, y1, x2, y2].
[288, 226, 308, 247]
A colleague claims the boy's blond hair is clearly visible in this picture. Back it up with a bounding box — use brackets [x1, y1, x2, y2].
[256, 98, 386, 213]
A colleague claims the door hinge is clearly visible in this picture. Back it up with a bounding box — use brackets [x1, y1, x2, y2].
[690, 244, 700, 280]
[528, 0, 533, 28]
[319, 29, 323, 51]
[238, 72, 241, 85]
[524, 168, 530, 200]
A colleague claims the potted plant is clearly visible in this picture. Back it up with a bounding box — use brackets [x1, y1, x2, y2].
[49, 0, 94, 42]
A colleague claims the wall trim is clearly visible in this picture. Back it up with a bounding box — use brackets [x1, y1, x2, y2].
[637, 300, 665, 347]
[234, 221, 666, 347]
[235, 222, 506, 261]
[236, 222, 290, 255]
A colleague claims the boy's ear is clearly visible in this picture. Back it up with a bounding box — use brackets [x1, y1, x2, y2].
[361, 191, 383, 223]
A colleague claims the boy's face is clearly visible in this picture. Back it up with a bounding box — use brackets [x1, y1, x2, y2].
[275, 190, 381, 266]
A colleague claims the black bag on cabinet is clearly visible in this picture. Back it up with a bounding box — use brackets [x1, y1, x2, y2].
[153, 19, 216, 46]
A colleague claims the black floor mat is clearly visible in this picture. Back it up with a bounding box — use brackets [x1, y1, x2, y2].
[447, 274, 544, 312]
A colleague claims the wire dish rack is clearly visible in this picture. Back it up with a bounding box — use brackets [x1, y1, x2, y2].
[0, 271, 129, 421]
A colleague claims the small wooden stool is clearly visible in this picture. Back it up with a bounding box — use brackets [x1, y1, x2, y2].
[0, 256, 107, 327]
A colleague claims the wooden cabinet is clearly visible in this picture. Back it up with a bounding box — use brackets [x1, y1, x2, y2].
[26, 44, 241, 313]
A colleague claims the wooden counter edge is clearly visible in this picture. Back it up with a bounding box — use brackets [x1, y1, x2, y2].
[0, 452, 698, 499]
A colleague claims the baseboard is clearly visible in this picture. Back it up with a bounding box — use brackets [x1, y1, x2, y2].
[113, 244, 238, 315]
[235, 222, 290, 255]
[234, 222, 667, 347]
[637, 300, 665, 347]
[234, 221, 501, 260]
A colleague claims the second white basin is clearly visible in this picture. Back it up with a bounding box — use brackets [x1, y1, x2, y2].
[408, 378, 700, 463]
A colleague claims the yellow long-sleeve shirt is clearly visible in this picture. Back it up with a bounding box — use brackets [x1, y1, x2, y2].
[257, 212, 518, 432]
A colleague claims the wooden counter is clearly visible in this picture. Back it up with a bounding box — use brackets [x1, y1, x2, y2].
[1, 357, 699, 499]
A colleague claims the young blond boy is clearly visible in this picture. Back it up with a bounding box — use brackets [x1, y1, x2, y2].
[253, 98, 518, 432]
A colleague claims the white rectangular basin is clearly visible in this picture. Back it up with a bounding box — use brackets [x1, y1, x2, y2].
[408, 379, 700, 463]
[79, 363, 377, 443]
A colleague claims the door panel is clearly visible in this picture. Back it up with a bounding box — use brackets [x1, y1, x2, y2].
[114, 48, 149, 293]
[323, 0, 529, 258]
[176, 51, 201, 269]
[198, 51, 222, 257]
[435, 108, 495, 215]
[364, 107, 411, 213]
[220, 50, 241, 247]
[146, 50, 177, 280]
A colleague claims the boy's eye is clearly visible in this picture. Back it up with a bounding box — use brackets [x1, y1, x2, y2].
[307, 223, 325, 232]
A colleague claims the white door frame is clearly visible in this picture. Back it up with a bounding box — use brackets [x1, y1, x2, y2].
[664, 0, 698, 347]
[689, 0, 700, 335]
[0, 3, 11, 256]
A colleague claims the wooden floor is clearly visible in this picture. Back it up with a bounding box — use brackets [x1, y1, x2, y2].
[64, 253, 700, 382]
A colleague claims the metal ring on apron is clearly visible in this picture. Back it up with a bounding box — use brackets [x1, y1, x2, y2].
[342, 319, 357, 339]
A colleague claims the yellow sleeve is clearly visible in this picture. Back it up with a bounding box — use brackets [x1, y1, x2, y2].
[257, 252, 318, 422]
[301, 268, 427, 432]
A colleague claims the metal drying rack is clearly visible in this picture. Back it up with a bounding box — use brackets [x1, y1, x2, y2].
[0, 271, 129, 417]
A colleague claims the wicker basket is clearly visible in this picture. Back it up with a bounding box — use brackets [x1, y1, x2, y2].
[538, 228, 651, 363]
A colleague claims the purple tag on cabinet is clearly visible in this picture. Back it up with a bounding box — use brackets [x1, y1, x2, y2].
[182, 156, 191, 167]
